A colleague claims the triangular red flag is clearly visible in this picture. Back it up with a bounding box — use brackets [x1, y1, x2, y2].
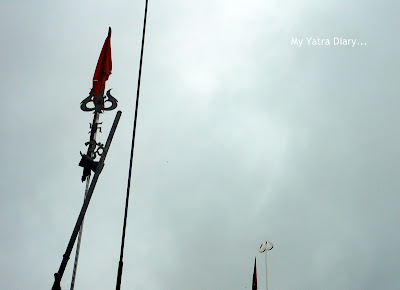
[252, 258, 257, 290]
[92, 27, 112, 98]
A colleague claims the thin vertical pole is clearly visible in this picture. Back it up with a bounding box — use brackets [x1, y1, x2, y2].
[71, 103, 101, 289]
[258, 240, 273, 290]
[115, 0, 149, 289]
[265, 251, 268, 290]
[70, 176, 90, 290]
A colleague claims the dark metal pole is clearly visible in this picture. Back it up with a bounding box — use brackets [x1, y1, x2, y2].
[52, 110, 122, 290]
[115, 0, 149, 289]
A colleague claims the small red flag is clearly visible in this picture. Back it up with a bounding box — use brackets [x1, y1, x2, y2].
[252, 258, 257, 290]
[92, 27, 112, 97]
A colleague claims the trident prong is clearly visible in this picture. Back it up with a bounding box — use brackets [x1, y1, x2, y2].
[80, 89, 118, 112]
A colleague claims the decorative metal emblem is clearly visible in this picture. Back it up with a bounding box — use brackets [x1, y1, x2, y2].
[80, 89, 118, 113]
[258, 240, 274, 253]
[84, 140, 105, 159]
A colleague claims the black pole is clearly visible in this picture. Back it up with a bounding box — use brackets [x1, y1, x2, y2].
[116, 0, 149, 288]
[52, 110, 122, 290]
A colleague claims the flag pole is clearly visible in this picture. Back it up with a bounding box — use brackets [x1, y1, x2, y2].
[258, 240, 273, 290]
[69, 177, 90, 290]
[51, 110, 122, 290]
[52, 27, 120, 290]
[265, 250, 268, 290]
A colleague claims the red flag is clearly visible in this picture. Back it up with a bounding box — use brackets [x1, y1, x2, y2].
[92, 27, 112, 97]
[252, 258, 257, 290]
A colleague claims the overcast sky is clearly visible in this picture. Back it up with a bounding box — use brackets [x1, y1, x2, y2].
[1, 1, 400, 289]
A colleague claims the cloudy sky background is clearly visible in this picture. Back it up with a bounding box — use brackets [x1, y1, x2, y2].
[1, 0, 399, 289]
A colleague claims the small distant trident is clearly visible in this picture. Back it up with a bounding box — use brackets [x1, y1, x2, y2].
[258, 240, 274, 290]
